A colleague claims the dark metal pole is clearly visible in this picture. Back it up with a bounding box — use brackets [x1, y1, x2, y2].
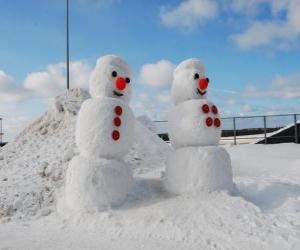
[233, 117, 237, 145]
[263, 116, 267, 144]
[0, 118, 2, 143]
[66, 0, 70, 90]
[294, 114, 298, 144]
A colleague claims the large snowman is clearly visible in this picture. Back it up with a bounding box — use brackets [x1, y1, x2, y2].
[65, 55, 135, 212]
[165, 58, 234, 194]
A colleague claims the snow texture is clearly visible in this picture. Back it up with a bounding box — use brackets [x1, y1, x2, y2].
[1, 144, 300, 250]
[64, 156, 133, 212]
[168, 99, 221, 148]
[136, 115, 157, 133]
[1, 94, 300, 249]
[0, 88, 170, 221]
[76, 97, 135, 159]
[171, 58, 207, 105]
[89, 55, 132, 104]
[165, 146, 234, 194]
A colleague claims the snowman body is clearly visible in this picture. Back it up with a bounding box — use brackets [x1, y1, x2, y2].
[65, 55, 135, 212]
[168, 99, 221, 149]
[165, 58, 234, 194]
[76, 97, 135, 159]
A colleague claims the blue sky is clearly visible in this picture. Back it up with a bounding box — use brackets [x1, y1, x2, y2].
[1, 0, 300, 140]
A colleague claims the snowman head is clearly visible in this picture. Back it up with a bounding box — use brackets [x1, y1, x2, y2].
[171, 58, 209, 105]
[89, 55, 132, 103]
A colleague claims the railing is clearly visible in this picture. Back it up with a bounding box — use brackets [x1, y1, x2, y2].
[0, 114, 299, 145]
[154, 113, 300, 145]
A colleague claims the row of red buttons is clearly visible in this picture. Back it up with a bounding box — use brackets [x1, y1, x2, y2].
[202, 104, 218, 114]
[112, 106, 123, 141]
[206, 117, 221, 127]
[202, 104, 221, 127]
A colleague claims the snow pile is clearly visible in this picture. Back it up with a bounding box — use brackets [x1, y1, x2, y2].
[1, 144, 300, 249]
[0, 88, 170, 221]
[137, 115, 156, 133]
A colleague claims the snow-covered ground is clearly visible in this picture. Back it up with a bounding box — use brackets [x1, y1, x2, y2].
[1, 89, 300, 249]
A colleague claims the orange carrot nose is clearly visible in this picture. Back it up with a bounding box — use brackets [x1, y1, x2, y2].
[199, 78, 209, 90]
[116, 77, 126, 90]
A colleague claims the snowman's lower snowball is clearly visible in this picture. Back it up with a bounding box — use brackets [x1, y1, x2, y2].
[65, 155, 133, 212]
[165, 146, 234, 194]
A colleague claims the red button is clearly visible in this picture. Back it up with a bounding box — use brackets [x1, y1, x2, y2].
[112, 130, 120, 140]
[202, 104, 209, 113]
[114, 106, 122, 116]
[211, 105, 218, 114]
[214, 118, 221, 127]
[206, 117, 213, 127]
[113, 117, 121, 127]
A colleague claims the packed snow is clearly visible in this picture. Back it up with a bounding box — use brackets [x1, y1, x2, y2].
[0, 88, 300, 249]
[165, 146, 234, 194]
[1, 143, 300, 249]
[64, 156, 133, 212]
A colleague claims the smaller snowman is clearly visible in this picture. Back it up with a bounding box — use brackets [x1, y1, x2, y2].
[65, 55, 135, 212]
[165, 59, 234, 194]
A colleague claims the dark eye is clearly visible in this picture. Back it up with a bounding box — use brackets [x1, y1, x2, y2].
[112, 71, 117, 77]
[194, 73, 199, 80]
[125, 78, 130, 83]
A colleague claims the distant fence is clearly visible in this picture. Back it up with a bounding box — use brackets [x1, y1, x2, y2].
[154, 113, 300, 145]
[0, 114, 299, 146]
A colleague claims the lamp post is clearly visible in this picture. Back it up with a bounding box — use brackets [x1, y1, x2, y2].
[0, 118, 3, 143]
[66, 0, 70, 90]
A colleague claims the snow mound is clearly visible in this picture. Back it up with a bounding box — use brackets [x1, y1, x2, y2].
[0, 88, 171, 221]
[136, 115, 156, 133]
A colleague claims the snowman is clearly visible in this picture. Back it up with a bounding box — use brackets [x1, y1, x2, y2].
[165, 58, 234, 194]
[65, 55, 135, 212]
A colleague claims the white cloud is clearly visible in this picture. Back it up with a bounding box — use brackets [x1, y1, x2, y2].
[225, 97, 237, 105]
[0, 71, 30, 103]
[157, 92, 172, 103]
[230, 0, 300, 49]
[243, 71, 300, 99]
[160, 0, 218, 29]
[24, 61, 91, 98]
[159, 0, 300, 49]
[0, 60, 91, 104]
[0, 60, 91, 141]
[131, 91, 173, 121]
[226, 0, 261, 13]
[138, 60, 175, 87]
[242, 104, 253, 112]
